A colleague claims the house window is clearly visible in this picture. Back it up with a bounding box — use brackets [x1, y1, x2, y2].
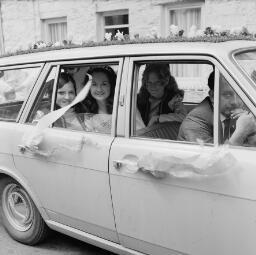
[42, 17, 67, 43]
[97, 10, 129, 40]
[170, 7, 201, 36]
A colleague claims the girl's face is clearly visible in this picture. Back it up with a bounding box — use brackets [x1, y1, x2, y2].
[90, 72, 111, 102]
[146, 72, 167, 99]
[56, 81, 76, 108]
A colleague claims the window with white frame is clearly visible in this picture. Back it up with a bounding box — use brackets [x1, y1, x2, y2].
[97, 10, 129, 40]
[169, 7, 201, 36]
[42, 17, 67, 43]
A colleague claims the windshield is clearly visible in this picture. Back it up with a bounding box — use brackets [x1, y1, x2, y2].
[235, 50, 256, 84]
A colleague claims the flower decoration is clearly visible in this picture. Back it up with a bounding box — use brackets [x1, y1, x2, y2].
[188, 25, 198, 38]
[53, 41, 61, 47]
[115, 30, 124, 41]
[104, 32, 112, 41]
[170, 25, 179, 36]
[150, 26, 158, 39]
[33, 40, 47, 49]
[1, 25, 256, 59]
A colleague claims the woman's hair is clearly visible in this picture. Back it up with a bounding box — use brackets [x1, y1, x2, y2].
[139, 63, 183, 101]
[82, 66, 117, 114]
[55, 72, 77, 109]
[57, 72, 76, 93]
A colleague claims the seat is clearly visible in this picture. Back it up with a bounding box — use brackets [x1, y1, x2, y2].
[137, 121, 181, 140]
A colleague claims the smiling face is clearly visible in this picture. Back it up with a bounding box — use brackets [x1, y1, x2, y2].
[146, 72, 167, 99]
[90, 72, 111, 102]
[56, 81, 76, 108]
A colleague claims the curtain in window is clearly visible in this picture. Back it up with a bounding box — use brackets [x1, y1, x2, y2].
[49, 22, 67, 43]
[170, 8, 201, 36]
[170, 8, 201, 77]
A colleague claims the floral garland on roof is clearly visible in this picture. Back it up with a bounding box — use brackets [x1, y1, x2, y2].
[1, 25, 256, 58]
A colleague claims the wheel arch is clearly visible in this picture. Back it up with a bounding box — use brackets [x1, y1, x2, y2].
[0, 170, 50, 222]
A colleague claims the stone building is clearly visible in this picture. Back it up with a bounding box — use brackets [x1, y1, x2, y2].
[0, 0, 256, 54]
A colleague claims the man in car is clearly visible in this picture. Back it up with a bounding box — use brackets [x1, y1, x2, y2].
[178, 71, 256, 146]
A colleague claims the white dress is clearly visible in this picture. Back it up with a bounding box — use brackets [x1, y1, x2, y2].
[84, 113, 112, 134]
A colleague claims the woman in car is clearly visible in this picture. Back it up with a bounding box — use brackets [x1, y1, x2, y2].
[137, 63, 186, 127]
[54, 72, 87, 131]
[81, 66, 116, 133]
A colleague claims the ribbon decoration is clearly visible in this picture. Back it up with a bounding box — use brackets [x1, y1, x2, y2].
[20, 75, 92, 156]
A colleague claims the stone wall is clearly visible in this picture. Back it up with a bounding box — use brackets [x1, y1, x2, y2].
[0, 0, 256, 53]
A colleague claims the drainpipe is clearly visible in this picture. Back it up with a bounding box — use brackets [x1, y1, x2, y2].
[0, 0, 5, 54]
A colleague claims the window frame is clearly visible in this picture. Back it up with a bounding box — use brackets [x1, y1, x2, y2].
[126, 55, 256, 149]
[41, 17, 67, 43]
[161, 1, 205, 37]
[96, 9, 129, 41]
[24, 58, 124, 137]
[0, 63, 44, 123]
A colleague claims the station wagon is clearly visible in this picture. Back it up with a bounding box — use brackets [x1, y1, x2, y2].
[0, 39, 256, 255]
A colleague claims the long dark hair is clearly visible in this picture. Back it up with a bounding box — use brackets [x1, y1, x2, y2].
[55, 72, 77, 110]
[138, 63, 183, 103]
[137, 63, 184, 125]
[82, 66, 117, 114]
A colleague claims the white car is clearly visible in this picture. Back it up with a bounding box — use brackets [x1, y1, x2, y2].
[0, 39, 256, 255]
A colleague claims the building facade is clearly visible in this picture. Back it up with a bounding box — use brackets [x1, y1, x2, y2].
[0, 0, 256, 54]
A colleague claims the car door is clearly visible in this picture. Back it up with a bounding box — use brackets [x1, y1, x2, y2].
[12, 59, 123, 243]
[109, 56, 256, 255]
[0, 63, 43, 184]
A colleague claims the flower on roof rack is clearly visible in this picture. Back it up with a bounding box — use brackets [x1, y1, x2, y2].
[170, 25, 179, 36]
[115, 30, 124, 41]
[104, 32, 112, 41]
[188, 25, 198, 38]
[33, 40, 47, 49]
[169, 25, 184, 37]
[149, 26, 158, 39]
[2, 25, 256, 59]
[53, 41, 61, 47]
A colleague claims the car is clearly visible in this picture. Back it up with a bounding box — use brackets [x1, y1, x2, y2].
[0, 38, 256, 255]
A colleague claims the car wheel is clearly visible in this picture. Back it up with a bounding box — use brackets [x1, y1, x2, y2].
[0, 177, 48, 245]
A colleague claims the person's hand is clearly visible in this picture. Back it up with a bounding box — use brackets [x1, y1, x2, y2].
[230, 108, 248, 119]
[168, 94, 183, 112]
[235, 112, 256, 136]
[147, 115, 159, 127]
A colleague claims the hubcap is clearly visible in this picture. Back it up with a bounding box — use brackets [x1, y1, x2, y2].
[2, 183, 34, 232]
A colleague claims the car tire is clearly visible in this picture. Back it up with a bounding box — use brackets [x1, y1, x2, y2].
[0, 177, 48, 245]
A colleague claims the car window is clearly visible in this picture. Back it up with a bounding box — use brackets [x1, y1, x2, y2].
[28, 63, 118, 135]
[133, 61, 213, 141]
[0, 67, 41, 122]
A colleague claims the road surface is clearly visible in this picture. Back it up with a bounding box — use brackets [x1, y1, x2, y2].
[0, 212, 115, 255]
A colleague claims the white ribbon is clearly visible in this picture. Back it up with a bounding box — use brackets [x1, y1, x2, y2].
[20, 76, 92, 156]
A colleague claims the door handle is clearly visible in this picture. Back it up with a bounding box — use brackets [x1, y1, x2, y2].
[18, 145, 27, 154]
[113, 160, 123, 170]
[112, 157, 139, 173]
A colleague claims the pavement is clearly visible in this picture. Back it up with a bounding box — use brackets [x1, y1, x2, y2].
[0, 211, 114, 255]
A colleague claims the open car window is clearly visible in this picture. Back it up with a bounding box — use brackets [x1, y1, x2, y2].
[133, 61, 213, 141]
[27, 63, 119, 135]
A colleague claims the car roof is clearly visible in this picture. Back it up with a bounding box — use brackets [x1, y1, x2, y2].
[0, 40, 256, 67]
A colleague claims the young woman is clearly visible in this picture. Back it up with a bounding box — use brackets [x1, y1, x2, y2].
[137, 63, 186, 127]
[54, 72, 87, 131]
[81, 66, 116, 133]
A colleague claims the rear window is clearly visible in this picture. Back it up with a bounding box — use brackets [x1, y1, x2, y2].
[0, 67, 41, 121]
